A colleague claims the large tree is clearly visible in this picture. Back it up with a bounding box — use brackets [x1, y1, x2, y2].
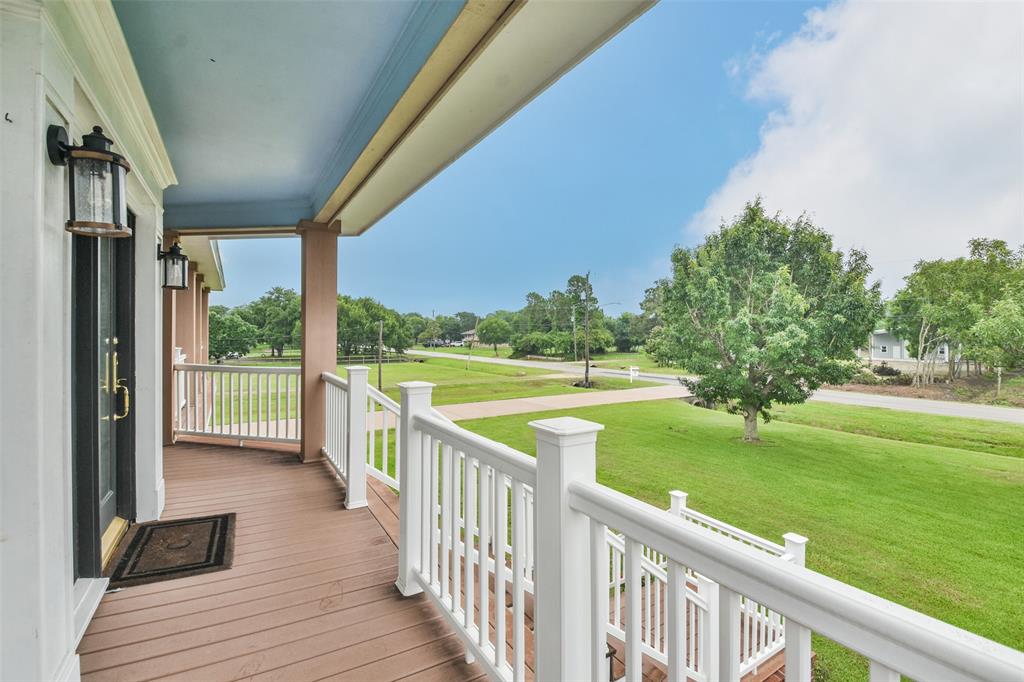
[658, 199, 882, 441]
[337, 296, 413, 355]
[208, 305, 258, 359]
[236, 287, 301, 357]
[476, 316, 512, 355]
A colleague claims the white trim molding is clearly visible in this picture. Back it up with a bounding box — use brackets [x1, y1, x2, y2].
[64, 0, 176, 189]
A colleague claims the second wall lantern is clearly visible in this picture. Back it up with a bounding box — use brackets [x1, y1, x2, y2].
[158, 241, 189, 290]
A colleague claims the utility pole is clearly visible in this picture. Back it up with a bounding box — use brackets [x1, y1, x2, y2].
[571, 308, 578, 362]
[466, 315, 478, 370]
[377, 319, 384, 390]
[583, 272, 591, 388]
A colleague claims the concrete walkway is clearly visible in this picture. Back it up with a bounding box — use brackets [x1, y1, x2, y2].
[435, 385, 689, 420]
[410, 349, 1024, 424]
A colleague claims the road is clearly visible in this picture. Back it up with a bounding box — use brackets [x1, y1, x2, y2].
[408, 349, 1024, 424]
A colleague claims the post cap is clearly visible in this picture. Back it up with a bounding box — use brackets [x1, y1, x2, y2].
[345, 365, 370, 374]
[529, 417, 604, 445]
[397, 381, 435, 394]
[783, 532, 808, 546]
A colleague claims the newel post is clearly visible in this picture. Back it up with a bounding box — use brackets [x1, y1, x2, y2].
[669, 489, 688, 515]
[344, 366, 369, 509]
[395, 381, 434, 597]
[784, 532, 812, 682]
[530, 417, 603, 682]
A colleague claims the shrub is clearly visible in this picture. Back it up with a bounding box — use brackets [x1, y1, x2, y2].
[511, 331, 549, 357]
[872, 362, 902, 377]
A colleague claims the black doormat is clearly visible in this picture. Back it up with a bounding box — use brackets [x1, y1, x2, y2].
[107, 513, 235, 588]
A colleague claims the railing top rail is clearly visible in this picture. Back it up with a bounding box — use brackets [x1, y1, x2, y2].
[568, 480, 1024, 682]
[678, 506, 786, 556]
[176, 362, 301, 374]
[413, 411, 537, 486]
[321, 372, 349, 390]
[366, 384, 400, 413]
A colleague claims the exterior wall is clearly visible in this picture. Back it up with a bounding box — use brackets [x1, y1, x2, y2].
[0, 1, 172, 678]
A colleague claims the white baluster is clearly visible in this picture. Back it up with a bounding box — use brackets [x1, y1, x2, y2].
[667, 558, 686, 680]
[869, 660, 900, 682]
[344, 366, 368, 509]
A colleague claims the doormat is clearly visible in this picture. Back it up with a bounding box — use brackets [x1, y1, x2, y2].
[107, 513, 235, 588]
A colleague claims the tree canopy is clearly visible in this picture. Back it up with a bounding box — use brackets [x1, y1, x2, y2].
[476, 316, 512, 354]
[655, 199, 882, 441]
[336, 296, 413, 355]
[207, 305, 258, 359]
[236, 287, 301, 357]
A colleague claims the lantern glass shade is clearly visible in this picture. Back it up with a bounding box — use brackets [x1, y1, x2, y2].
[73, 158, 113, 224]
[161, 244, 189, 290]
[60, 126, 132, 238]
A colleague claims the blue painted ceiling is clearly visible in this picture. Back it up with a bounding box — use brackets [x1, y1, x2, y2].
[113, 0, 463, 228]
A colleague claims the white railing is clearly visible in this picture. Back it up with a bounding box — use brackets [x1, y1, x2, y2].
[174, 363, 301, 443]
[366, 384, 401, 489]
[391, 381, 1024, 682]
[396, 382, 537, 681]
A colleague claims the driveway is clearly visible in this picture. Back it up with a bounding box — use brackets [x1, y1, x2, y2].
[408, 349, 1024, 424]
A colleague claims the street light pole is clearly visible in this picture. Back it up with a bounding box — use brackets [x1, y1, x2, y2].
[584, 272, 591, 388]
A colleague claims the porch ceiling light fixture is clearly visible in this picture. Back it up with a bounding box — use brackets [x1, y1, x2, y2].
[47, 125, 132, 237]
[157, 241, 189, 290]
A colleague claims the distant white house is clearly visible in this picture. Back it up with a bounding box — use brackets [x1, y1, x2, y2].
[462, 328, 479, 344]
[861, 329, 950, 362]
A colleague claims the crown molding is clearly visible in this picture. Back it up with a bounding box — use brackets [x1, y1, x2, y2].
[64, 0, 176, 190]
[0, 0, 42, 21]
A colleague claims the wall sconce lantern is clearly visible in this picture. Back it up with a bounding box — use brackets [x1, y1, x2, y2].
[157, 241, 189, 290]
[47, 125, 132, 237]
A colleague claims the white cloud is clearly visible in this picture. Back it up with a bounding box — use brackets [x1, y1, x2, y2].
[688, 1, 1024, 295]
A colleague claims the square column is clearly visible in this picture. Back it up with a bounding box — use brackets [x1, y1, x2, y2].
[198, 280, 209, 363]
[298, 220, 340, 463]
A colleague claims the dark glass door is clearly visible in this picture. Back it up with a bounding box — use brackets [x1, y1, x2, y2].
[73, 216, 135, 579]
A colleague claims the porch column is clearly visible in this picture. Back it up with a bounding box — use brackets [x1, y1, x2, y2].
[196, 277, 208, 363]
[162, 234, 178, 445]
[175, 267, 197, 362]
[298, 220, 340, 463]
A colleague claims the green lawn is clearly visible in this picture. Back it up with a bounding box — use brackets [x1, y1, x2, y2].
[366, 357, 652, 405]
[771, 401, 1024, 458]
[460, 400, 1024, 681]
[413, 343, 517, 359]
[204, 357, 654, 425]
[583, 351, 690, 376]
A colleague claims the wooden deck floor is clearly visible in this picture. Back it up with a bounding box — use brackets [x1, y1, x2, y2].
[78, 442, 485, 682]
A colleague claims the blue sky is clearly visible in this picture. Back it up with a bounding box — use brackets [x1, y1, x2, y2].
[212, 1, 1023, 315]
[213, 1, 816, 314]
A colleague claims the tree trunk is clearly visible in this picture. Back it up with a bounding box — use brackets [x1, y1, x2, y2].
[493, 343, 498, 356]
[742, 406, 759, 443]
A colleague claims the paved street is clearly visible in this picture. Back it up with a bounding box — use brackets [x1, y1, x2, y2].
[409, 349, 1024, 424]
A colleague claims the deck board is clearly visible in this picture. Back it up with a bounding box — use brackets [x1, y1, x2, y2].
[78, 442, 484, 682]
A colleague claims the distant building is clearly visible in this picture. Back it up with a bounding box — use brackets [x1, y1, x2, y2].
[462, 329, 479, 344]
[860, 329, 950, 362]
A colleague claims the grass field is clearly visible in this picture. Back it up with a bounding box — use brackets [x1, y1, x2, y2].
[413, 344, 517, 359]
[460, 400, 1024, 681]
[206, 357, 655, 425]
[581, 351, 690, 376]
[771, 401, 1024, 458]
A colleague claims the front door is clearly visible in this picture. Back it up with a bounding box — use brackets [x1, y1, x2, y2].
[73, 219, 136, 579]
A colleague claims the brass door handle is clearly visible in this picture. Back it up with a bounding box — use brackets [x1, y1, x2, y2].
[114, 379, 130, 421]
[111, 349, 129, 421]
